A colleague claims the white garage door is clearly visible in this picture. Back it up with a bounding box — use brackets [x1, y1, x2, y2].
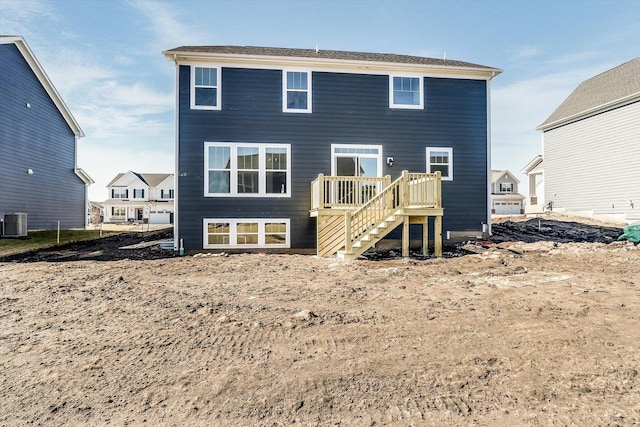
[149, 212, 171, 224]
[494, 202, 521, 215]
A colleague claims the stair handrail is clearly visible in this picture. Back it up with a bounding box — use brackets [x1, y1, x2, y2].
[344, 171, 441, 254]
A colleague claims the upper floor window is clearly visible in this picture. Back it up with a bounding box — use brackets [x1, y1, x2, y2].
[283, 70, 311, 113]
[191, 66, 221, 110]
[390, 75, 423, 109]
[133, 189, 145, 198]
[160, 189, 174, 199]
[499, 182, 513, 193]
[205, 142, 291, 197]
[426, 147, 453, 181]
[112, 189, 127, 199]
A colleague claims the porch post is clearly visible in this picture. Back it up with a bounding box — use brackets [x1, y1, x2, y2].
[402, 215, 409, 258]
[434, 215, 442, 257]
[344, 211, 352, 254]
[318, 173, 325, 209]
[422, 217, 429, 256]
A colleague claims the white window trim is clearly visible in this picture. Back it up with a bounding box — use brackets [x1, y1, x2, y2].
[330, 144, 383, 177]
[389, 74, 424, 109]
[190, 65, 221, 110]
[204, 142, 292, 197]
[426, 147, 453, 181]
[283, 70, 312, 113]
[203, 218, 290, 249]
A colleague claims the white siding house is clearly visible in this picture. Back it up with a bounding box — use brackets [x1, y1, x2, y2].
[521, 155, 544, 213]
[103, 171, 174, 224]
[536, 58, 640, 222]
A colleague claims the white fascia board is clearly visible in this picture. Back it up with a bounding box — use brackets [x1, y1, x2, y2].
[536, 92, 640, 131]
[74, 168, 95, 184]
[3, 36, 85, 138]
[164, 51, 502, 81]
[521, 155, 543, 174]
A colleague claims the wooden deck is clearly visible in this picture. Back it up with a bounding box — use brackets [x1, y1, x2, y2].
[310, 171, 443, 259]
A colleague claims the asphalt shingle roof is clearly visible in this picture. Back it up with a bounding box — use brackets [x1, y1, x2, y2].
[538, 57, 640, 130]
[164, 45, 498, 71]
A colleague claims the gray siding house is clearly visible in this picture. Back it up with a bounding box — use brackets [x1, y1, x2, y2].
[491, 170, 524, 215]
[0, 36, 92, 231]
[163, 46, 501, 255]
[536, 58, 640, 221]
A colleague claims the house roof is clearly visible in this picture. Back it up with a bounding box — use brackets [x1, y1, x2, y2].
[107, 171, 173, 188]
[163, 45, 502, 78]
[491, 169, 520, 184]
[521, 155, 544, 175]
[0, 35, 84, 138]
[537, 57, 640, 131]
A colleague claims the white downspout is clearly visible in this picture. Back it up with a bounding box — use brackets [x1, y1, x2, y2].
[486, 77, 493, 236]
[173, 57, 180, 251]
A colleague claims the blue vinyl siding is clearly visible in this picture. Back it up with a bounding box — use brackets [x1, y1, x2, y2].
[0, 44, 86, 229]
[176, 65, 488, 249]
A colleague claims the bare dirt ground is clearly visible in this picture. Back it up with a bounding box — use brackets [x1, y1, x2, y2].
[1, 215, 639, 426]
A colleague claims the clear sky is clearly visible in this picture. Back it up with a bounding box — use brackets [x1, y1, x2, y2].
[2, 0, 639, 201]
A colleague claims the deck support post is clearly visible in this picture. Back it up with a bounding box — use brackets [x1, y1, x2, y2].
[422, 217, 429, 256]
[434, 215, 442, 257]
[402, 215, 410, 258]
[344, 211, 352, 254]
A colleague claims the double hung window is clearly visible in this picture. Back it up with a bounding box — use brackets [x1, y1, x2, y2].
[390, 75, 423, 109]
[283, 70, 311, 113]
[426, 147, 453, 181]
[204, 218, 290, 248]
[191, 66, 221, 110]
[112, 189, 127, 199]
[205, 142, 291, 197]
[499, 182, 513, 193]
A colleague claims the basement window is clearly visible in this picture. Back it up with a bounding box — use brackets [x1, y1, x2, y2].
[203, 218, 290, 248]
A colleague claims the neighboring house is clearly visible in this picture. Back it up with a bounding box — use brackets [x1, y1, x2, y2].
[103, 171, 174, 224]
[163, 45, 501, 256]
[521, 155, 544, 213]
[491, 170, 524, 215]
[0, 35, 93, 231]
[89, 201, 103, 224]
[536, 58, 640, 222]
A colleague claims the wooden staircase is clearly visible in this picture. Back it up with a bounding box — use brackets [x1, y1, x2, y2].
[311, 171, 443, 259]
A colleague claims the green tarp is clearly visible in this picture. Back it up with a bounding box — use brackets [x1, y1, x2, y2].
[618, 222, 640, 243]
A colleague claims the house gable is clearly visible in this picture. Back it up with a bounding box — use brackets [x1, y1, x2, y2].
[538, 58, 640, 131]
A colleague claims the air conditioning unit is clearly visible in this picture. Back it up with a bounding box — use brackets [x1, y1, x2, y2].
[3, 213, 28, 237]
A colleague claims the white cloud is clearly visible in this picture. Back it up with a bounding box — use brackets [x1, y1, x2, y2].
[0, 0, 57, 35]
[127, 0, 211, 49]
[509, 45, 545, 60]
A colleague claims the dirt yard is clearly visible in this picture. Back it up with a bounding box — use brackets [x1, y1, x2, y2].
[1, 216, 639, 426]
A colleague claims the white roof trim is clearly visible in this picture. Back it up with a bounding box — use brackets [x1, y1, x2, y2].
[164, 51, 501, 81]
[536, 91, 640, 131]
[521, 155, 543, 174]
[1, 36, 84, 138]
[74, 168, 94, 184]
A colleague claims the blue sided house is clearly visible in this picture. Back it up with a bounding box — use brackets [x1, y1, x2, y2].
[163, 46, 501, 258]
[0, 35, 93, 232]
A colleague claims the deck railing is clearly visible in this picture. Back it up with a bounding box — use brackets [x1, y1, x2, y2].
[345, 171, 441, 253]
[310, 174, 392, 210]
